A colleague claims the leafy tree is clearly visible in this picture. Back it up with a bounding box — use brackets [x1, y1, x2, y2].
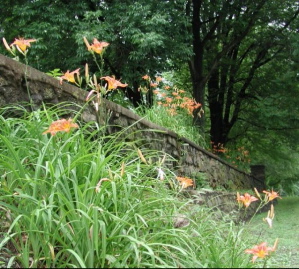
[0, 0, 192, 107]
[0, 0, 95, 71]
[187, 0, 299, 147]
[75, 0, 192, 106]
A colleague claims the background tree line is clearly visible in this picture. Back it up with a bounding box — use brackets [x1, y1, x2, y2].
[1, 0, 299, 192]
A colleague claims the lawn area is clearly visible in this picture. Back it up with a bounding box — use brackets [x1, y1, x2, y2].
[244, 196, 299, 268]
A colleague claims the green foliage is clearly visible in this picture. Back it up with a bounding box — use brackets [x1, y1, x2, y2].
[0, 0, 93, 71]
[0, 0, 191, 86]
[135, 104, 208, 148]
[76, 0, 192, 88]
[46, 68, 63, 78]
[162, 65, 193, 95]
[0, 103, 257, 268]
[1, 0, 299, 197]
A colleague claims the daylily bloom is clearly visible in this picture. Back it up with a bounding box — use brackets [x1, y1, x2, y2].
[60, 68, 80, 85]
[155, 76, 163, 82]
[165, 97, 173, 103]
[43, 118, 79, 136]
[100, 76, 128, 91]
[177, 176, 194, 189]
[263, 190, 282, 202]
[237, 192, 259, 208]
[10, 37, 36, 52]
[142, 75, 150, 80]
[245, 240, 278, 262]
[84, 37, 109, 55]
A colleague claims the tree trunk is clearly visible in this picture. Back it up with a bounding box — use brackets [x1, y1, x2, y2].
[189, 0, 205, 131]
[208, 69, 225, 147]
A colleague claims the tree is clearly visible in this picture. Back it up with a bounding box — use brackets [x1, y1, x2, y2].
[187, 0, 299, 147]
[75, 0, 192, 106]
[0, 0, 96, 71]
[0, 0, 192, 107]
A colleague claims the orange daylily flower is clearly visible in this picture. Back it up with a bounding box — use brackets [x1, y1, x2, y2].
[263, 190, 282, 202]
[155, 76, 163, 82]
[60, 68, 80, 85]
[245, 240, 278, 262]
[237, 192, 259, 208]
[84, 37, 109, 55]
[142, 75, 150, 80]
[179, 97, 201, 115]
[165, 97, 173, 103]
[43, 118, 79, 136]
[10, 37, 36, 52]
[176, 176, 194, 189]
[150, 82, 158, 88]
[100, 76, 128, 91]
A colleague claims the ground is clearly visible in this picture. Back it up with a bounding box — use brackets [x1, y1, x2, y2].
[245, 196, 299, 268]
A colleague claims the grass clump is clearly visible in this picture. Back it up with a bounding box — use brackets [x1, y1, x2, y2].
[0, 103, 255, 268]
[134, 105, 208, 148]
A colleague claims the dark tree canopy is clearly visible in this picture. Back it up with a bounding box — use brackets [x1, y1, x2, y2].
[187, 0, 299, 146]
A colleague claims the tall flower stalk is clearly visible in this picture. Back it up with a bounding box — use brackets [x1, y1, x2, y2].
[83, 37, 127, 129]
[237, 188, 282, 265]
[3, 37, 37, 110]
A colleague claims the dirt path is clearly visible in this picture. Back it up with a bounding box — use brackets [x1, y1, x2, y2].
[244, 196, 299, 268]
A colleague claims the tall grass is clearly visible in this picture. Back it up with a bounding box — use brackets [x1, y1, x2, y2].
[0, 103, 254, 268]
[134, 105, 208, 148]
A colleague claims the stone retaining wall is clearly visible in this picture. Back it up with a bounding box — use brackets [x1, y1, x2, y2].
[184, 189, 274, 222]
[0, 54, 266, 199]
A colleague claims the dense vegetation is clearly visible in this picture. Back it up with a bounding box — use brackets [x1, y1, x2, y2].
[0, 104, 283, 268]
[1, 0, 298, 192]
[0, 1, 297, 266]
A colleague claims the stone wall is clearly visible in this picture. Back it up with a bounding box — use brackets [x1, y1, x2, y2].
[183, 188, 274, 223]
[0, 54, 266, 205]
